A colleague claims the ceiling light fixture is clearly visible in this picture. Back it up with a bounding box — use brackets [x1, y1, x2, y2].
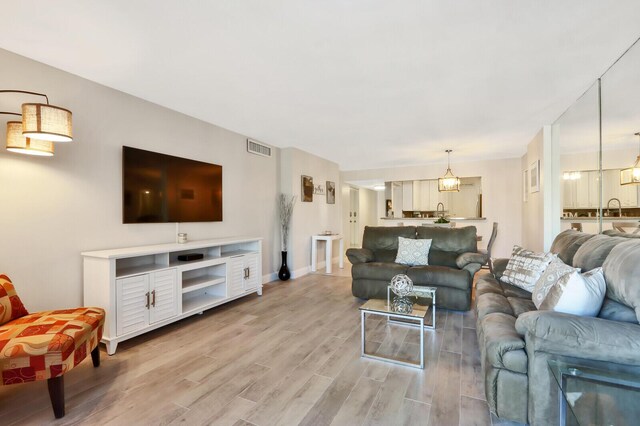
[2, 111, 54, 156]
[621, 132, 640, 185]
[438, 149, 460, 192]
[0, 90, 73, 142]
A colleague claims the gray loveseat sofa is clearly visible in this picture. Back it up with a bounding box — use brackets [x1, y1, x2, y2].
[476, 229, 640, 425]
[346, 225, 486, 310]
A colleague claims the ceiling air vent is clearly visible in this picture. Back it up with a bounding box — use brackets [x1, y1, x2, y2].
[247, 139, 272, 158]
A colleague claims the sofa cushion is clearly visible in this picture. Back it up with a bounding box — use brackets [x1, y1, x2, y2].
[598, 298, 639, 324]
[476, 274, 532, 299]
[395, 237, 431, 266]
[362, 226, 416, 254]
[540, 267, 606, 317]
[416, 225, 477, 254]
[375, 249, 401, 263]
[501, 246, 556, 292]
[0, 307, 105, 384]
[406, 265, 470, 291]
[573, 234, 627, 271]
[352, 262, 409, 281]
[550, 229, 596, 265]
[602, 239, 640, 322]
[532, 258, 576, 309]
[428, 250, 459, 268]
[0, 275, 29, 326]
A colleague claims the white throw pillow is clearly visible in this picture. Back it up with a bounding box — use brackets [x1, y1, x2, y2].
[501, 245, 556, 292]
[395, 237, 432, 266]
[531, 258, 577, 309]
[539, 267, 607, 317]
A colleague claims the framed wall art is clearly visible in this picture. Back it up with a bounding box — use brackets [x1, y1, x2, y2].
[302, 175, 314, 202]
[326, 181, 336, 204]
[529, 160, 540, 193]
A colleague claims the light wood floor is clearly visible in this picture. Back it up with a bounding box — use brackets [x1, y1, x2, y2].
[0, 265, 524, 425]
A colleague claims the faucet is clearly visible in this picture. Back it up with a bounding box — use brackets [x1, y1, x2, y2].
[607, 198, 622, 217]
[436, 202, 445, 218]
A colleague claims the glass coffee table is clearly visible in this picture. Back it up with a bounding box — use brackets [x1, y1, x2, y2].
[548, 358, 640, 425]
[386, 285, 436, 329]
[359, 298, 428, 369]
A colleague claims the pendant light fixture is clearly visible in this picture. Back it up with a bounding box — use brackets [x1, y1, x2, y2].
[438, 149, 460, 192]
[2, 111, 54, 156]
[1, 90, 73, 143]
[620, 132, 640, 185]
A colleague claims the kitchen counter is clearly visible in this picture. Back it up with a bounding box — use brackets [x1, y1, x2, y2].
[560, 217, 640, 222]
[380, 217, 486, 221]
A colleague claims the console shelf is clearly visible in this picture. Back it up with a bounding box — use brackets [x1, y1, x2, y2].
[83, 236, 263, 355]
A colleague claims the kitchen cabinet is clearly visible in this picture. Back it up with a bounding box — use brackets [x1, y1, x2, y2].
[402, 181, 413, 211]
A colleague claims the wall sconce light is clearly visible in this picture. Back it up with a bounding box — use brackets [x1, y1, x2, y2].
[620, 132, 640, 185]
[0, 90, 73, 142]
[438, 149, 460, 192]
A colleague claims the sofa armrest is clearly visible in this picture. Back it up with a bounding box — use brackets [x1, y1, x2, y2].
[346, 248, 374, 265]
[492, 258, 509, 279]
[455, 252, 488, 269]
[515, 310, 640, 365]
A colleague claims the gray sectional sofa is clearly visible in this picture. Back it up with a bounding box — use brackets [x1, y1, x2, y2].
[346, 225, 486, 310]
[477, 229, 640, 425]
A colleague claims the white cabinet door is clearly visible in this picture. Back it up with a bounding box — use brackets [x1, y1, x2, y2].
[575, 174, 590, 208]
[420, 181, 430, 211]
[243, 253, 260, 292]
[402, 181, 413, 211]
[116, 274, 150, 336]
[149, 269, 178, 324]
[563, 179, 575, 208]
[412, 181, 422, 210]
[228, 255, 245, 297]
[588, 171, 600, 208]
[428, 180, 439, 211]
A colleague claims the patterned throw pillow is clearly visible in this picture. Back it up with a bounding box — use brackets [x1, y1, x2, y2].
[539, 267, 606, 317]
[500, 246, 556, 292]
[532, 258, 577, 309]
[0, 274, 29, 325]
[395, 237, 432, 266]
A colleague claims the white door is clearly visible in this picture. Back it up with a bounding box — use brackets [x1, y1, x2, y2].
[350, 187, 359, 247]
[116, 274, 150, 336]
[149, 269, 178, 324]
[243, 253, 259, 292]
[228, 256, 245, 297]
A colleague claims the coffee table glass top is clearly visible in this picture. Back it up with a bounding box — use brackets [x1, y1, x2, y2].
[359, 298, 428, 319]
[548, 358, 640, 426]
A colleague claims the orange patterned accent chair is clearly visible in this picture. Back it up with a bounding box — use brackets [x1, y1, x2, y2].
[0, 274, 105, 419]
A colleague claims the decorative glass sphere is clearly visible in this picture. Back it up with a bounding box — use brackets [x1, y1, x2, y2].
[391, 297, 414, 314]
[390, 274, 413, 297]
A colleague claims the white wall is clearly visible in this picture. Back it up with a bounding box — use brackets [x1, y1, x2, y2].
[0, 48, 280, 311]
[341, 157, 522, 258]
[280, 148, 342, 277]
[522, 129, 545, 251]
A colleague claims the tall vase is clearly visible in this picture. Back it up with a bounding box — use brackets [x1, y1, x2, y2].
[278, 251, 291, 281]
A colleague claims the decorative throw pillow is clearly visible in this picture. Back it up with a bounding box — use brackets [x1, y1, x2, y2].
[0, 274, 29, 325]
[531, 258, 577, 309]
[395, 237, 432, 266]
[539, 267, 606, 317]
[500, 245, 556, 292]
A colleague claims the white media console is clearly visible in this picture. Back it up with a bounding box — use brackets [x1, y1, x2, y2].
[82, 236, 262, 354]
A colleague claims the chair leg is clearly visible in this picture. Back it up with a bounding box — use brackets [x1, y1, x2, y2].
[47, 375, 65, 419]
[91, 346, 100, 367]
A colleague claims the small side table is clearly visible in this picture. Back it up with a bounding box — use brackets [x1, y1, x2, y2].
[311, 234, 344, 274]
[548, 358, 640, 425]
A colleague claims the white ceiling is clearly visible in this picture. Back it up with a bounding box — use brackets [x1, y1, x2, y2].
[1, 1, 639, 170]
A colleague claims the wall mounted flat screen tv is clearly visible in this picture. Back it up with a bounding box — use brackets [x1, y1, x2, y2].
[123, 146, 222, 223]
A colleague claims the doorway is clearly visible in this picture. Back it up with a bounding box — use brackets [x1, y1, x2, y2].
[349, 187, 360, 247]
